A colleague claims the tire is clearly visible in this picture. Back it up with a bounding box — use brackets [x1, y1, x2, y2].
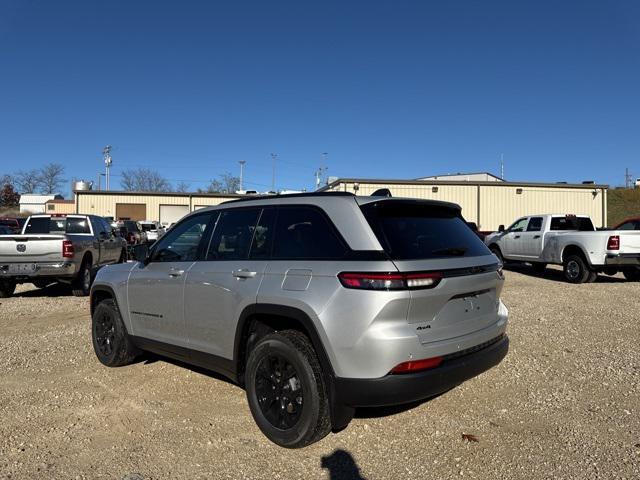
[91, 299, 140, 367]
[72, 259, 92, 297]
[622, 268, 640, 281]
[490, 246, 504, 265]
[563, 254, 591, 284]
[586, 270, 598, 283]
[0, 280, 16, 298]
[531, 263, 546, 273]
[245, 330, 331, 448]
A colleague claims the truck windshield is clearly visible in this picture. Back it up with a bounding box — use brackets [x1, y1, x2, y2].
[550, 217, 595, 231]
[23, 217, 91, 234]
[360, 201, 491, 260]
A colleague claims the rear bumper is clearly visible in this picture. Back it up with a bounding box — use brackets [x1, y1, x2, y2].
[605, 253, 640, 267]
[333, 334, 509, 407]
[0, 262, 77, 278]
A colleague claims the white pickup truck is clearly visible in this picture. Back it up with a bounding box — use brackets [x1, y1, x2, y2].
[484, 214, 640, 283]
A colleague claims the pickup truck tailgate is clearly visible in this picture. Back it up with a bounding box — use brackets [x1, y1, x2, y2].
[0, 235, 66, 263]
[618, 231, 640, 253]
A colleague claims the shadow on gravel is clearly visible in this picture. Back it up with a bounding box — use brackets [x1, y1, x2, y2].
[14, 282, 74, 297]
[505, 263, 626, 284]
[321, 449, 366, 480]
[142, 354, 238, 387]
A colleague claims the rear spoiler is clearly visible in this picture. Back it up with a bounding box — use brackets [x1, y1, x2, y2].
[371, 188, 392, 197]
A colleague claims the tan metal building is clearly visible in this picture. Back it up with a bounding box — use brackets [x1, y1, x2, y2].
[45, 199, 76, 214]
[322, 178, 608, 231]
[75, 191, 243, 226]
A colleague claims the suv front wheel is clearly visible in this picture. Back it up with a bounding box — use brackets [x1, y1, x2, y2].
[245, 330, 331, 448]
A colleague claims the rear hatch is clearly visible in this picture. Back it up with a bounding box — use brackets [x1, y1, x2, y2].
[359, 199, 503, 344]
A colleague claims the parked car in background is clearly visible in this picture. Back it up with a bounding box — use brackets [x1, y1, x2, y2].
[138, 220, 165, 243]
[90, 192, 509, 448]
[116, 220, 144, 245]
[0, 225, 13, 235]
[0, 214, 127, 298]
[0, 217, 26, 234]
[485, 214, 640, 283]
[612, 216, 640, 231]
[466, 221, 487, 241]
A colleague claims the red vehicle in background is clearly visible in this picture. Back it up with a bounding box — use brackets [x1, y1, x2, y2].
[612, 216, 640, 231]
[0, 217, 26, 234]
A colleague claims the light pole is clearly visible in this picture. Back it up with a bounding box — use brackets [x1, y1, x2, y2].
[271, 153, 278, 193]
[238, 160, 246, 192]
[103, 145, 112, 191]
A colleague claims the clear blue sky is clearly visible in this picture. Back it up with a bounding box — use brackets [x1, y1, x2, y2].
[1, 0, 639, 193]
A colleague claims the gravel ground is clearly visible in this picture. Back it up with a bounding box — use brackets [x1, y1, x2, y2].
[1, 267, 639, 480]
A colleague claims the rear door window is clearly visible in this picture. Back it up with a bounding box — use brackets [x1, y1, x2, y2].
[207, 208, 261, 260]
[272, 207, 346, 259]
[360, 201, 490, 260]
[526, 217, 543, 232]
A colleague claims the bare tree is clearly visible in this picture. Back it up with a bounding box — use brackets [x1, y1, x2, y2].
[120, 168, 171, 192]
[206, 172, 240, 193]
[15, 169, 42, 193]
[38, 163, 66, 194]
[0, 174, 12, 187]
[175, 181, 191, 193]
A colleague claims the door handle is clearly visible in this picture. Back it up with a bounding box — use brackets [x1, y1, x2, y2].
[514, 235, 521, 239]
[233, 269, 257, 278]
[169, 268, 185, 277]
[533, 235, 541, 239]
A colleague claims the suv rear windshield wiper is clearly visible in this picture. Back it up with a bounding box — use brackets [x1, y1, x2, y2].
[431, 246, 468, 256]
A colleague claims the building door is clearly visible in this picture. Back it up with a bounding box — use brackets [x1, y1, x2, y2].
[116, 203, 146, 221]
[159, 204, 190, 228]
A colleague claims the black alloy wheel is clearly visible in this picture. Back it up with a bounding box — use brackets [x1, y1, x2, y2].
[254, 353, 304, 430]
[94, 308, 116, 358]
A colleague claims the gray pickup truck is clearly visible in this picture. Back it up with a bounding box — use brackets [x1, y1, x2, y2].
[0, 214, 127, 298]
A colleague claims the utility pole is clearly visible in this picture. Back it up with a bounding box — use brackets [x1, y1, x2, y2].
[103, 145, 112, 191]
[238, 160, 246, 192]
[271, 153, 278, 192]
[315, 153, 328, 190]
[624, 167, 633, 189]
[500, 153, 504, 180]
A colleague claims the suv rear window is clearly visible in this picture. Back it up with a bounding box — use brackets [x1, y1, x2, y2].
[550, 216, 594, 231]
[360, 201, 491, 260]
[24, 217, 91, 234]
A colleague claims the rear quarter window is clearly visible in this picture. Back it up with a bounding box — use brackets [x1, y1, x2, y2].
[361, 201, 491, 260]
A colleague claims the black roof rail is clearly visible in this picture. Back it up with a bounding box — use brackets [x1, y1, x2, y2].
[221, 191, 355, 204]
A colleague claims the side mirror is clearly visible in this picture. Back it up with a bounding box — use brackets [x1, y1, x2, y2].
[498, 225, 505, 232]
[133, 243, 150, 263]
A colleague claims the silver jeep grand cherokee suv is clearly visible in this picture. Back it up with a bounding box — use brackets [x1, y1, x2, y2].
[90, 192, 509, 448]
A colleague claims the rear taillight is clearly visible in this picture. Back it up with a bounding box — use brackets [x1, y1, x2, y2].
[607, 235, 620, 250]
[62, 240, 74, 258]
[390, 356, 443, 374]
[337, 271, 442, 290]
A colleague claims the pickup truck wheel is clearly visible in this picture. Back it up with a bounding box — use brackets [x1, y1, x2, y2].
[563, 254, 590, 284]
[490, 246, 504, 265]
[245, 330, 331, 448]
[622, 268, 640, 281]
[0, 280, 16, 298]
[92, 299, 140, 367]
[72, 260, 92, 297]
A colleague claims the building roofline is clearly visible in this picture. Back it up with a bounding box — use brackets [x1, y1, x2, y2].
[74, 189, 245, 198]
[320, 177, 609, 190]
[416, 171, 503, 180]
